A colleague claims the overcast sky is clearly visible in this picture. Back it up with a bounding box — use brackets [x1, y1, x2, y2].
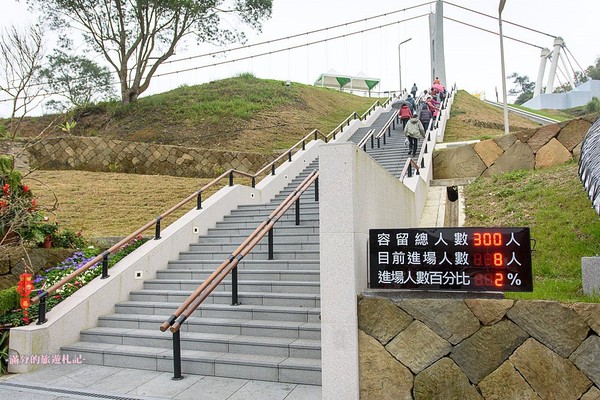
[1, 0, 599, 116]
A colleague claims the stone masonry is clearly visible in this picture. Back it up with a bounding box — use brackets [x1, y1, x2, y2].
[359, 296, 600, 400]
[8, 136, 276, 178]
[433, 116, 595, 179]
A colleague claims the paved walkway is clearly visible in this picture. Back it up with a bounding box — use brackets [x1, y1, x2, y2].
[0, 364, 321, 400]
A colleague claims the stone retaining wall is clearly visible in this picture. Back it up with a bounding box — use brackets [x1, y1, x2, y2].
[358, 296, 600, 400]
[433, 116, 596, 179]
[7, 137, 275, 178]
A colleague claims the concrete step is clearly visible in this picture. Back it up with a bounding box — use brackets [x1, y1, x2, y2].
[198, 232, 320, 244]
[61, 342, 321, 385]
[207, 225, 319, 236]
[143, 279, 320, 294]
[178, 249, 320, 261]
[114, 301, 321, 323]
[79, 327, 321, 360]
[130, 289, 320, 308]
[188, 242, 320, 252]
[157, 269, 320, 282]
[167, 259, 320, 271]
[214, 217, 319, 229]
[97, 314, 321, 340]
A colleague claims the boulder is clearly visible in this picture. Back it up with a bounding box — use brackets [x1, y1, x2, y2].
[570, 303, 600, 335]
[478, 361, 541, 400]
[535, 138, 572, 169]
[464, 299, 514, 326]
[413, 358, 482, 400]
[358, 297, 413, 345]
[433, 146, 487, 180]
[494, 134, 517, 151]
[515, 128, 537, 144]
[573, 141, 583, 160]
[581, 386, 600, 400]
[358, 330, 413, 400]
[450, 320, 529, 383]
[483, 140, 534, 177]
[510, 338, 592, 400]
[570, 335, 600, 387]
[385, 320, 452, 374]
[507, 300, 589, 357]
[557, 119, 592, 151]
[526, 123, 560, 153]
[474, 139, 504, 167]
[397, 299, 480, 345]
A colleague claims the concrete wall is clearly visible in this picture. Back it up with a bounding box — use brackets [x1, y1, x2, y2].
[358, 296, 600, 400]
[524, 79, 600, 110]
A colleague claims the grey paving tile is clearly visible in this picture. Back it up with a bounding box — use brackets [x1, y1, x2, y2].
[227, 380, 297, 400]
[49, 364, 123, 388]
[126, 371, 203, 398]
[0, 387, 60, 400]
[85, 367, 162, 393]
[173, 376, 248, 400]
[284, 384, 322, 400]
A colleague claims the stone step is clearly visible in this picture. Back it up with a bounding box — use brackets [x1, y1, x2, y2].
[97, 314, 321, 340]
[130, 289, 320, 308]
[79, 327, 321, 360]
[214, 217, 319, 229]
[143, 279, 320, 294]
[188, 242, 320, 252]
[167, 259, 320, 271]
[157, 269, 320, 282]
[61, 342, 321, 385]
[114, 301, 321, 323]
[222, 211, 320, 223]
[207, 225, 319, 236]
[178, 250, 319, 261]
[198, 232, 320, 244]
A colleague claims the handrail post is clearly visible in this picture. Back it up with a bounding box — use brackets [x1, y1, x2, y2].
[315, 178, 319, 202]
[231, 267, 238, 306]
[197, 191, 202, 209]
[383, 133, 387, 145]
[268, 228, 274, 260]
[36, 293, 47, 325]
[295, 198, 300, 226]
[421, 158, 426, 168]
[377, 137, 380, 149]
[314, 130, 318, 140]
[101, 251, 110, 279]
[155, 216, 162, 240]
[302, 140, 306, 151]
[229, 171, 234, 186]
[424, 143, 428, 154]
[172, 330, 183, 380]
[271, 164, 276, 176]
[288, 151, 292, 162]
[251, 177, 256, 188]
[370, 135, 374, 149]
[387, 126, 391, 137]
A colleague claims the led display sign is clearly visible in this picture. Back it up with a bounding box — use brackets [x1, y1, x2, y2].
[369, 227, 533, 292]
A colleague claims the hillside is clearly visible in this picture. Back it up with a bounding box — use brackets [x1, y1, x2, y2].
[9, 74, 382, 153]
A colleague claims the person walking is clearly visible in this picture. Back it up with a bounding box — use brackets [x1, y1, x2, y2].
[418, 103, 433, 132]
[406, 94, 416, 113]
[404, 112, 425, 156]
[399, 104, 412, 130]
[410, 83, 418, 98]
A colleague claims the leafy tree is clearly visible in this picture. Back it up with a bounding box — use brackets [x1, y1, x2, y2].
[586, 57, 600, 80]
[507, 72, 535, 105]
[40, 50, 115, 111]
[28, 0, 273, 104]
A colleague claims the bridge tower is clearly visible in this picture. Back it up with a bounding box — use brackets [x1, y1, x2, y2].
[545, 37, 575, 93]
[429, 0, 447, 87]
[534, 48, 551, 97]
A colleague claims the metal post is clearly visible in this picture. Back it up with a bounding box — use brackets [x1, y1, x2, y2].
[288, 151, 292, 162]
[155, 216, 162, 240]
[377, 137, 380, 149]
[268, 228, 274, 260]
[172, 330, 183, 380]
[271, 164, 276, 176]
[302, 140, 306, 150]
[229, 171, 234, 186]
[231, 267, 238, 305]
[295, 198, 300, 226]
[37, 294, 47, 325]
[398, 38, 412, 93]
[197, 191, 202, 209]
[314, 178, 319, 202]
[370, 135, 374, 149]
[499, 0, 509, 135]
[101, 252, 110, 279]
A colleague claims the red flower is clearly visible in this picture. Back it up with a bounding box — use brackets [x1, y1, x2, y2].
[22, 184, 29, 193]
[2, 183, 9, 196]
[30, 198, 37, 209]
[0, 200, 6, 208]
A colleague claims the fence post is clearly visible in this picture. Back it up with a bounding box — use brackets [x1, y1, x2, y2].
[101, 251, 110, 279]
[36, 294, 47, 325]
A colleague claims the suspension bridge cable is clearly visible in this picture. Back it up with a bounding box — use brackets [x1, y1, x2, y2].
[444, 1, 557, 39]
[564, 46, 587, 77]
[443, 16, 544, 49]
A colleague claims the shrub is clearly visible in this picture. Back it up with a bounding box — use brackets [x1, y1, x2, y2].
[0, 287, 18, 317]
[585, 97, 600, 114]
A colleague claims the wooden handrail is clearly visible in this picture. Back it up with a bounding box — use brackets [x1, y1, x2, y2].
[161, 170, 319, 333]
[400, 158, 421, 181]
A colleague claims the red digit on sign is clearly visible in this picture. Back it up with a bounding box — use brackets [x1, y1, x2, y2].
[474, 233, 481, 246]
[494, 253, 503, 267]
[483, 233, 492, 246]
[493, 233, 502, 246]
[494, 273, 503, 287]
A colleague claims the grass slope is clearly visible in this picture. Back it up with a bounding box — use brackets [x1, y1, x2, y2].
[10, 74, 382, 153]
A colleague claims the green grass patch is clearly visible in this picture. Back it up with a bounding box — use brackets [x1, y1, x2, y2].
[508, 104, 569, 121]
[464, 162, 600, 302]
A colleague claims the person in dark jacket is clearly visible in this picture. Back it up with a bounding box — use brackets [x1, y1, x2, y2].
[410, 83, 418, 98]
[418, 104, 432, 132]
[406, 95, 416, 112]
[404, 113, 425, 156]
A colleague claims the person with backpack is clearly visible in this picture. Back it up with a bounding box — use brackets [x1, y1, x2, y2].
[419, 103, 433, 132]
[406, 94, 416, 113]
[399, 104, 412, 130]
[404, 112, 425, 156]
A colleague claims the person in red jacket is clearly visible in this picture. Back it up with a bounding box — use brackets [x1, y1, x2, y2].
[399, 104, 412, 130]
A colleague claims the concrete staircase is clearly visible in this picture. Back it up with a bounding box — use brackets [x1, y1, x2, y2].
[62, 159, 322, 386]
[348, 110, 424, 178]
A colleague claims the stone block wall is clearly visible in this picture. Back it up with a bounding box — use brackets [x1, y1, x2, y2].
[433, 116, 595, 179]
[14, 136, 275, 178]
[358, 296, 600, 400]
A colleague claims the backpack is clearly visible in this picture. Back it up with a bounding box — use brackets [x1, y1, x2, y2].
[399, 105, 412, 119]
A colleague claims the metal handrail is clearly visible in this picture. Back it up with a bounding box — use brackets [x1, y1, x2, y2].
[400, 158, 421, 180]
[30, 97, 389, 324]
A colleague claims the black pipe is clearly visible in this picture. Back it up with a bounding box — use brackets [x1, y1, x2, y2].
[172, 330, 183, 380]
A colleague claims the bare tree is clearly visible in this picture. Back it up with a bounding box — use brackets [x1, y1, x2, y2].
[0, 24, 45, 139]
